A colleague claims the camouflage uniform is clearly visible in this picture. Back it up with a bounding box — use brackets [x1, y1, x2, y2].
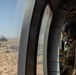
[61, 40, 76, 75]
[61, 21, 76, 75]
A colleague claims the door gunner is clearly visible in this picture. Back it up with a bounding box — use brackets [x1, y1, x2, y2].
[61, 21, 76, 75]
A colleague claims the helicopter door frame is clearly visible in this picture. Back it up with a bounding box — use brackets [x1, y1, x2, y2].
[18, 0, 76, 75]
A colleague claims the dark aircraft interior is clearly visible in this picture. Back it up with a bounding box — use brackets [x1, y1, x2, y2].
[18, 0, 76, 75]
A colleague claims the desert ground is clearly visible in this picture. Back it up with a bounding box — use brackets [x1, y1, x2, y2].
[0, 51, 18, 75]
[0, 38, 43, 75]
[0, 38, 19, 75]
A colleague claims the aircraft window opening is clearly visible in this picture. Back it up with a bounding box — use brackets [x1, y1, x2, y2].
[0, 0, 26, 75]
[36, 5, 53, 75]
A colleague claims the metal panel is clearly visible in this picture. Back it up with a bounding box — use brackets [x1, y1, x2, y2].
[18, 0, 36, 75]
[47, 8, 68, 75]
[18, 0, 48, 75]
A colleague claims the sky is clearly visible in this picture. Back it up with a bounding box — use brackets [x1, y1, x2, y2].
[0, 0, 26, 38]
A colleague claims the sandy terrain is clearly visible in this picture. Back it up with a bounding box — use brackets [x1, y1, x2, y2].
[0, 49, 43, 75]
[0, 38, 19, 75]
[0, 38, 43, 75]
[0, 51, 18, 75]
[0, 38, 19, 46]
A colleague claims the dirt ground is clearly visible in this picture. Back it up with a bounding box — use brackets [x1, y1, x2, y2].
[0, 38, 19, 75]
[0, 38, 43, 75]
[0, 51, 18, 75]
[0, 50, 43, 75]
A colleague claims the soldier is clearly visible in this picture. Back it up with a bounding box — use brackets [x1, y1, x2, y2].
[61, 22, 76, 45]
[61, 21, 76, 75]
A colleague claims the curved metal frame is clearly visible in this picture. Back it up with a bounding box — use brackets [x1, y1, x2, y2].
[18, 0, 49, 75]
[18, 0, 36, 75]
[37, 5, 53, 75]
[18, 0, 76, 75]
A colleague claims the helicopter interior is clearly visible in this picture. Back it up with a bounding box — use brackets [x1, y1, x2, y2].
[17, 0, 76, 75]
